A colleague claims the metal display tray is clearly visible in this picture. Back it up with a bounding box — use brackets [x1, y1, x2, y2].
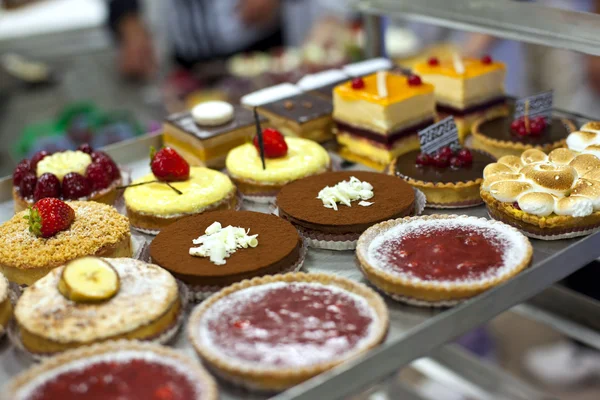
[0, 129, 599, 400]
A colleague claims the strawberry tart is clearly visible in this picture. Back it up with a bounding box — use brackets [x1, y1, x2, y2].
[11, 144, 121, 213]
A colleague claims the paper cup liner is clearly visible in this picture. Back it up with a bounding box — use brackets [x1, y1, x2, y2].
[486, 211, 600, 240]
[274, 188, 426, 251]
[8, 281, 188, 362]
[183, 238, 308, 303]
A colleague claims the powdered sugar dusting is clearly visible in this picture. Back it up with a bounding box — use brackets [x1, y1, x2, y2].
[367, 218, 529, 285]
[197, 282, 379, 369]
[14, 350, 205, 400]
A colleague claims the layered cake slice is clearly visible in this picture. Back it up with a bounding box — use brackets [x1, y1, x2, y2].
[414, 55, 506, 141]
[333, 72, 435, 167]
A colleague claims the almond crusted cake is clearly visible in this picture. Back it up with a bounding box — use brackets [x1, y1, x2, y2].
[357, 215, 532, 306]
[0, 202, 131, 285]
[14, 258, 181, 356]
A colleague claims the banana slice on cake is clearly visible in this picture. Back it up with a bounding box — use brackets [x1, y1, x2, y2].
[58, 257, 120, 303]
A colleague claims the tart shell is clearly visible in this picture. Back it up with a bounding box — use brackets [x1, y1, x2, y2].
[5, 340, 218, 400]
[356, 215, 533, 305]
[188, 272, 389, 391]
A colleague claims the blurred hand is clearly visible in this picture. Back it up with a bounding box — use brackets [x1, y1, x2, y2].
[118, 15, 156, 80]
[238, 0, 280, 27]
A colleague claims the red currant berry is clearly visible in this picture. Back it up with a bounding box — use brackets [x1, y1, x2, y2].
[351, 78, 365, 89]
[450, 156, 464, 168]
[407, 75, 422, 86]
[438, 146, 453, 158]
[427, 57, 439, 66]
[415, 153, 432, 166]
[517, 125, 528, 137]
[457, 148, 473, 165]
[529, 121, 544, 136]
[510, 119, 522, 132]
[481, 55, 492, 64]
[433, 153, 450, 168]
[533, 115, 547, 129]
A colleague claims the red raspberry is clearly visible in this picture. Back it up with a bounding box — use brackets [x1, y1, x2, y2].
[433, 153, 450, 168]
[77, 143, 93, 154]
[457, 148, 473, 165]
[13, 159, 32, 186]
[450, 156, 464, 168]
[415, 152, 432, 166]
[438, 146, 454, 158]
[407, 75, 422, 86]
[30, 150, 50, 171]
[62, 173, 92, 200]
[34, 173, 61, 202]
[351, 78, 365, 89]
[481, 55, 493, 64]
[92, 152, 120, 180]
[86, 163, 112, 191]
[427, 57, 440, 66]
[19, 173, 37, 199]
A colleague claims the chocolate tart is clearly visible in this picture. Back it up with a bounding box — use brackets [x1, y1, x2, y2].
[472, 113, 575, 159]
[0, 202, 132, 286]
[389, 149, 495, 208]
[5, 341, 218, 400]
[277, 171, 415, 249]
[188, 272, 388, 391]
[357, 215, 533, 306]
[13, 258, 182, 356]
[150, 211, 304, 301]
[0, 272, 11, 337]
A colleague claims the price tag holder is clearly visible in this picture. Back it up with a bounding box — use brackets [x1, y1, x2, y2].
[514, 90, 553, 123]
[417, 116, 460, 155]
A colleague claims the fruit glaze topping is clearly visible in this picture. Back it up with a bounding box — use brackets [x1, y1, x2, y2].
[415, 146, 474, 169]
[197, 282, 379, 368]
[366, 217, 529, 283]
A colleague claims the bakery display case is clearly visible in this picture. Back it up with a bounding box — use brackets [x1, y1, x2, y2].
[3, 1, 600, 399]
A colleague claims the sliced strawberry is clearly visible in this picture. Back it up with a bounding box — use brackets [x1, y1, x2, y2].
[34, 173, 61, 202]
[26, 198, 75, 238]
[62, 172, 92, 200]
[252, 128, 288, 158]
[150, 147, 190, 182]
[86, 163, 112, 191]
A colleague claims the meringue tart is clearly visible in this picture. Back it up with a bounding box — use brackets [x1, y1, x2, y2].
[472, 112, 575, 159]
[6, 341, 218, 400]
[124, 166, 238, 234]
[0, 272, 11, 336]
[188, 272, 388, 391]
[481, 148, 600, 239]
[566, 121, 600, 155]
[14, 258, 181, 356]
[0, 202, 131, 286]
[356, 215, 532, 306]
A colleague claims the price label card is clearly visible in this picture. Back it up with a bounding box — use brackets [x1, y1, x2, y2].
[417, 116, 460, 155]
[514, 90, 553, 122]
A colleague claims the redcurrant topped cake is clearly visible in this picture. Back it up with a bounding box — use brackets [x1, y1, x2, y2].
[356, 215, 532, 306]
[5, 341, 218, 400]
[472, 111, 575, 159]
[12, 144, 121, 212]
[188, 273, 388, 391]
[389, 145, 495, 208]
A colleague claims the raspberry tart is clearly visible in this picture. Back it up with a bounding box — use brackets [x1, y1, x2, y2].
[389, 146, 495, 208]
[357, 215, 532, 306]
[481, 148, 600, 239]
[0, 272, 11, 337]
[226, 129, 330, 201]
[472, 111, 575, 159]
[150, 210, 306, 301]
[13, 258, 182, 356]
[0, 200, 131, 285]
[12, 145, 121, 213]
[188, 272, 388, 391]
[5, 341, 218, 400]
[277, 171, 418, 250]
[124, 147, 238, 234]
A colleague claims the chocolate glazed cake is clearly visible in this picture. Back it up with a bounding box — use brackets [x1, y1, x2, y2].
[150, 211, 303, 297]
[277, 171, 415, 249]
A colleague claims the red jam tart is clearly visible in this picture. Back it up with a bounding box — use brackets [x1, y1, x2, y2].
[356, 215, 532, 306]
[5, 341, 218, 400]
[188, 273, 388, 391]
[12, 145, 121, 213]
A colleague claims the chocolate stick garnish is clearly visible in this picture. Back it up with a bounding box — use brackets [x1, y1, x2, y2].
[253, 107, 266, 170]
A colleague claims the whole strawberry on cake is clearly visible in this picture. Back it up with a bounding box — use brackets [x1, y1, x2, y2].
[226, 127, 330, 200]
[124, 147, 237, 234]
[12, 144, 121, 212]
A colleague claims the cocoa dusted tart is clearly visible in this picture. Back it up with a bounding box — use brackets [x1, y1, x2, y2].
[277, 171, 416, 250]
[472, 112, 575, 159]
[5, 341, 218, 400]
[150, 211, 304, 300]
[357, 215, 533, 306]
[389, 148, 495, 208]
[188, 272, 388, 391]
[14, 258, 182, 356]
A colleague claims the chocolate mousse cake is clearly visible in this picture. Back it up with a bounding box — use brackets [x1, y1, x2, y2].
[277, 171, 415, 250]
[472, 111, 575, 159]
[150, 211, 303, 300]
